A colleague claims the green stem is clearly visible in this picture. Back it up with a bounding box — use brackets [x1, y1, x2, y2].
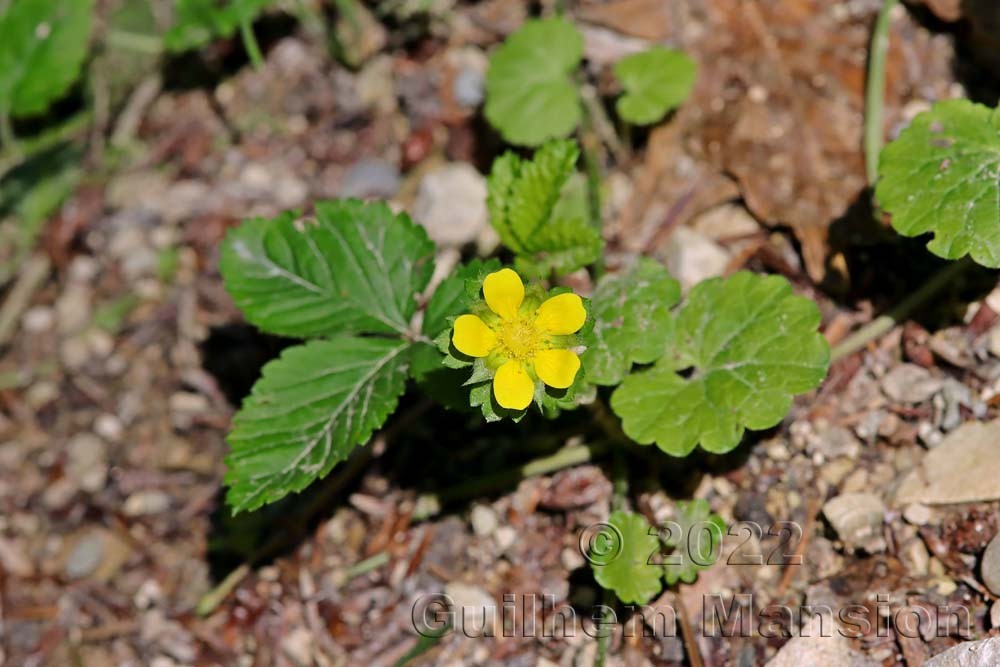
[240, 17, 264, 69]
[105, 29, 163, 55]
[829, 258, 969, 362]
[864, 0, 898, 185]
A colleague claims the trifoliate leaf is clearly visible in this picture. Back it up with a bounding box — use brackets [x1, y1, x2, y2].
[662, 500, 725, 586]
[583, 259, 681, 385]
[165, 0, 274, 52]
[613, 48, 696, 126]
[484, 18, 583, 146]
[220, 200, 435, 338]
[876, 100, 1000, 267]
[590, 511, 663, 605]
[225, 337, 409, 512]
[611, 272, 829, 456]
[0, 0, 93, 117]
[487, 140, 603, 277]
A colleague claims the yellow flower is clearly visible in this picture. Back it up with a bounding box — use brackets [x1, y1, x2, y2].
[452, 268, 586, 411]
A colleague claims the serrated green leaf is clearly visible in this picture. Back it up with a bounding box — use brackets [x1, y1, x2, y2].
[590, 511, 662, 605]
[613, 48, 696, 126]
[876, 99, 1000, 267]
[611, 272, 829, 456]
[225, 337, 409, 512]
[662, 500, 725, 586]
[583, 259, 681, 385]
[411, 259, 501, 411]
[487, 141, 603, 277]
[220, 200, 435, 338]
[0, 0, 94, 117]
[165, 0, 274, 52]
[484, 18, 583, 146]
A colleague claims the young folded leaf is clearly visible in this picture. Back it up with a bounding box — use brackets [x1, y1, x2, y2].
[877, 99, 1000, 267]
[611, 272, 829, 456]
[487, 140, 603, 278]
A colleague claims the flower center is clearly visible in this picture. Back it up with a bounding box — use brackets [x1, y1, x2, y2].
[496, 316, 543, 362]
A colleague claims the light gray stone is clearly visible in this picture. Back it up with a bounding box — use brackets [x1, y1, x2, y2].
[925, 638, 1000, 667]
[894, 420, 1000, 506]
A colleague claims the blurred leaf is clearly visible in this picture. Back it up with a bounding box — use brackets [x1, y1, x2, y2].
[484, 18, 583, 146]
[0, 0, 94, 117]
[0, 143, 82, 284]
[165, 0, 274, 52]
[877, 99, 1000, 267]
[613, 48, 696, 125]
[662, 499, 725, 585]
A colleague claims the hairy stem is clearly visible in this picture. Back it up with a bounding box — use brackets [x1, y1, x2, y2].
[864, 0, 898, 185]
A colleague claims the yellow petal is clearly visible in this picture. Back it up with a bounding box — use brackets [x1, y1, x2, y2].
[533, 349, 581, 389]
[493, 360, 534, 410]
[534, 293, 586, 335]
[453, 314, 497, 357]
[483, 268, 524, 320]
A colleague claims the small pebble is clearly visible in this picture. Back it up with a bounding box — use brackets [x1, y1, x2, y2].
[981, 533, 1000, 596]
[123, 490, 171, 517]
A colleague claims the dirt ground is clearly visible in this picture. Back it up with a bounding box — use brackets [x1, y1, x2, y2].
[3, 1, 1000, 665]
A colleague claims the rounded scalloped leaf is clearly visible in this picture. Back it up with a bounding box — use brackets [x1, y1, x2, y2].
[484, 18, 583, 146]
[610, 272, 829, 456]
[590, 511, 663, 605]
[613, 47, 696, 126]
[583, 258, 681, 385]
[876, 99, 1000, 267]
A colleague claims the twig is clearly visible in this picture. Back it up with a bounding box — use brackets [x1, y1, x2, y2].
[864, 0, 898, 185]
[829, 258, 969, 362]
[0, 255, 50, 345]
[674, 590, 705, 667]
[111, 75, 163, 148]
[412, 442, 608, 521]
[195, 564, 250, 616]
[579, 83, 627, 166]
[775, 493, 821, 597]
